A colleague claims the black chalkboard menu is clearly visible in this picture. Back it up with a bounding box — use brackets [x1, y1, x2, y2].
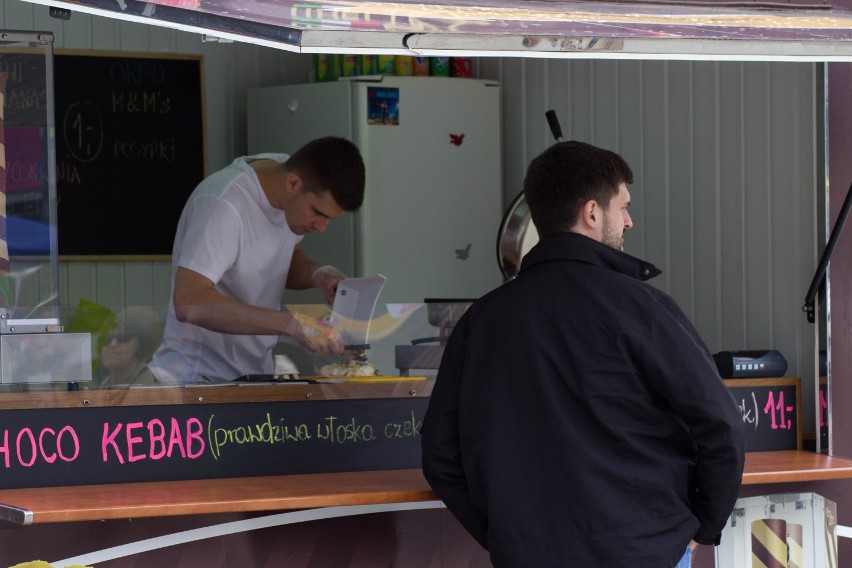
[53, 51, 205, 257]
[724, 377, 801, 452]
[0, 395, 427, 490]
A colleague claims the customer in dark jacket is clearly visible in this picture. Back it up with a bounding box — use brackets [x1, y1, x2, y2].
[421, 140, 745, 568]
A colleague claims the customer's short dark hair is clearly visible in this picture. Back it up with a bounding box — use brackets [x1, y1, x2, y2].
[285, 137, 366, 211]
[523, 141, 633, 238]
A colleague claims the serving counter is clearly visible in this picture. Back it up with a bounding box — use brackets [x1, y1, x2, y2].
[1, 451, 852, 526]
[0, 380, 445, 566]
[2, 378, 851, 567]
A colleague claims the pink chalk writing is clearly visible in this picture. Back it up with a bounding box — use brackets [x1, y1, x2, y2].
[763, 390, 794, 430]
[0, 426, 80, 468]
[102, 417, 205, 464]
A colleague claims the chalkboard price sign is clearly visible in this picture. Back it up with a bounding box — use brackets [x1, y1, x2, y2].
[0, 396, 427, 490]
[53, 51, 205, 256]
[724, 377, 801, 452]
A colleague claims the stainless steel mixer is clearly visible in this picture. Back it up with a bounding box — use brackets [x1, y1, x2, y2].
[394, 299, 472, 376]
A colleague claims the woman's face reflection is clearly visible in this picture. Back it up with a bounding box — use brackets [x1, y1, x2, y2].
[101, 330, 141, 373]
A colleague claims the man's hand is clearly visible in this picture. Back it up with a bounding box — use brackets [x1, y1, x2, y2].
[311, 265, 347, 304]
[285, 312, 344, 355]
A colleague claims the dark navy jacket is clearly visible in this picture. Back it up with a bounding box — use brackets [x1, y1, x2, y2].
[422, 232, 745, 568]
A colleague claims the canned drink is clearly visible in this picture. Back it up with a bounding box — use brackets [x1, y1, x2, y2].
[451, 57, 472, 77]
[413, 56, 430, 76]
[395, 56, 414, 75]
[378, 55, 396, 75]
[429, 57, 450, 76]
[314, 54, 337, 82]
[360, 54, 378, 75]
[341, 54, 359, 77]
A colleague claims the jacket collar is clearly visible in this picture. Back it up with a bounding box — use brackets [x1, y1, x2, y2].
[520, 232, 662, 282]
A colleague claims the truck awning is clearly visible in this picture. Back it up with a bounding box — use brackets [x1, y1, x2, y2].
[17, 0, 852, 60]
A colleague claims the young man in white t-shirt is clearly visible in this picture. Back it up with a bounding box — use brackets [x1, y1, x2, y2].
[148, 137, 365, 383]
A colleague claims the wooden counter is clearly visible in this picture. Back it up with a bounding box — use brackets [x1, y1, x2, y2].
[0, 382, 845, 527]
[1, 450, 852, 526]
[0, 381, 433, 409]
[741, 450, 852, 484]
[0, 468, 437, 525]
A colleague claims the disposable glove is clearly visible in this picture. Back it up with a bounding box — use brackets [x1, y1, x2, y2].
[311, 265, 347, 304]
[284, 311, 344, 355]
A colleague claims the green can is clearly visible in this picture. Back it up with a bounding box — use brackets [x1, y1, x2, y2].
[378, 55, 396, 75]
[314, 54, 338, 82]
[429, 57, 450, 76]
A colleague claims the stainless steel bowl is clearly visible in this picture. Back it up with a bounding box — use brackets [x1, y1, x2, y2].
[496, 191, 539, 280]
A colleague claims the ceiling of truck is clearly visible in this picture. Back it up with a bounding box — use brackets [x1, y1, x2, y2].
[18, 0, 852, 60]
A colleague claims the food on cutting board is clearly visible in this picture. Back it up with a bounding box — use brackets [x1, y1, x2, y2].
[319, 348, 381, 377]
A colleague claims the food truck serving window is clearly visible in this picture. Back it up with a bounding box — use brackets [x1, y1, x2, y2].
[0, 32, 63, 387]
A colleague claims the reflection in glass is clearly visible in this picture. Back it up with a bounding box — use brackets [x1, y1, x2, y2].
[0, 33, 60, 323]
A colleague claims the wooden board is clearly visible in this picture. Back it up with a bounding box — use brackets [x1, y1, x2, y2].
[306, 376, 427, 383]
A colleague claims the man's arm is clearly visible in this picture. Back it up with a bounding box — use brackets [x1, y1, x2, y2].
[286, 245, 320, 290]
[173, 266, 343, 354]
[174, 267, 290, 334]
[421, 315, 489, 548]
[642, 296, 745, 545]
[287, 245, 346, 304]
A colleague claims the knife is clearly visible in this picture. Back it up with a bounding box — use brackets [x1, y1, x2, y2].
[329, 275, 387, 347]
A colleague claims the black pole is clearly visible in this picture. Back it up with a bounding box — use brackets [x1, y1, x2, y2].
[803, 177, 852, 323]
[545, 109, 563, 142]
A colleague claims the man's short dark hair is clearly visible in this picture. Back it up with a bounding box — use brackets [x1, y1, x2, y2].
[286, 137, 366, 211]
[523, 141, 633, 238]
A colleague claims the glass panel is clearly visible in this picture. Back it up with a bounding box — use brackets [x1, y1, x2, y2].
[0, 33, 60, 323]
[0, 301, 457, 390]
[0, 301, 441, 489]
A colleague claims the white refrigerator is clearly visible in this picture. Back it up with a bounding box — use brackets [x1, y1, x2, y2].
[247, 76, 504, 305]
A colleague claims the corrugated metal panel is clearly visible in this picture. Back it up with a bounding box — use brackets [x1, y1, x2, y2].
[488, 58, 818, 413]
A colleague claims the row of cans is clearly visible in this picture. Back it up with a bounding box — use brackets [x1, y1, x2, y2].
[314, 55, 473, 82]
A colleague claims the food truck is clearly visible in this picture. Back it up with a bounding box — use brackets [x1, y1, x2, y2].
[0, 2, 852, 565]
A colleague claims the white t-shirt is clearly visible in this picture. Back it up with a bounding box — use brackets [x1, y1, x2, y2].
[150, 154, 303, 383]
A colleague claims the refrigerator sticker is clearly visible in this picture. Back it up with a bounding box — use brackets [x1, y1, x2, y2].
[367, 87, 399, 126]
